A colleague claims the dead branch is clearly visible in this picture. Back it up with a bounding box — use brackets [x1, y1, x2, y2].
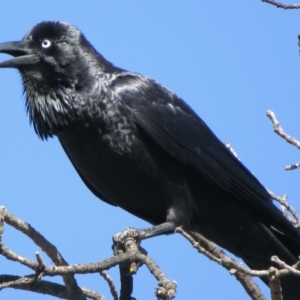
[0, 275, 104, 300]
[262, 0, 300, 9]
[99, 271, 118, 300]
[267, 110, 300, 170]
[268, 267, 282, 300]
[268, 190, 300, 228]
[177, 227, 300, 300]
[267, 110, 300, 150]
[0, 206, 176, 300]
[2, 208, 300, 300]
[177, 227, 267, 300]
[0, 206, 86, 300]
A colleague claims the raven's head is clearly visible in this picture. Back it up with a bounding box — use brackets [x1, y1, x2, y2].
[0, 21, 116, 139]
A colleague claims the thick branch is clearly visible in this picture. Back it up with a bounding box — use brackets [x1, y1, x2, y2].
[268, 267, 282, 300]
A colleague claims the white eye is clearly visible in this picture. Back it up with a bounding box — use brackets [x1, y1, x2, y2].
[41, 39, 51, 48]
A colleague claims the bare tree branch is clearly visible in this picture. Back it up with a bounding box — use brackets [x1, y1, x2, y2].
[267, 110, 300, 170]
[177, 228, 300, 299]
[272, 256, 300, 276]
[225, 140, 300, 229]
[99, 271, 118, 300]
[177, 227, 267, 300]
[268, 267, 282, 300]
[2, 206, 300, 300]
[0, 206, 86, 300]
[0, 206, 176, 300]
[0, 275, 104, 300]
[268, 190, 300, 228]
[117, 237, 138, 300]
[285, 161, 300, 170]
[266, 110, 300, 149]
[262, 0, 300, 9]
[0, 274, 36, 290]
[119, 265, 133, 300]
[113, 236, 146, 300]
[1, 251, 176, 299]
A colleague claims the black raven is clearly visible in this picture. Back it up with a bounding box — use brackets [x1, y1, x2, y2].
[0, 21, 299, 298]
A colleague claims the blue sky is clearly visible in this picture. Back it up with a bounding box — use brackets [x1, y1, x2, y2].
[1, 1, 300, 299]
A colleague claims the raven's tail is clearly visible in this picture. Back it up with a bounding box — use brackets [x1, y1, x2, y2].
[191, 210, 300, 299]
[243, 222, 300, 300]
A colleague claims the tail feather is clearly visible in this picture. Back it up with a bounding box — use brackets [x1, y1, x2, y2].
[242, 223, 300, 300]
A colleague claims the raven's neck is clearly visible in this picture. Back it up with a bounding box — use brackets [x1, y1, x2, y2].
[23, 72, 116, 140]
[24, 81, 78, 140]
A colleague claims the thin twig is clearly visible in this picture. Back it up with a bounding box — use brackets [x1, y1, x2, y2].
[0, 207, 4, 243]
[0, 243, 38, 269]
[285, 161, 300, 170]
[268, 190, 300, 228]
[35, 252, 47, 270]
[99, 271, 118, 300]
[267, 110, 300, 149]
[266, 110, 300, 170]
[262, 0, 300, 9]
[272, 256, 300, 277]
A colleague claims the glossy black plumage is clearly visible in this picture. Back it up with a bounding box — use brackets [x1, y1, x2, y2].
[0, 21, 300, 298]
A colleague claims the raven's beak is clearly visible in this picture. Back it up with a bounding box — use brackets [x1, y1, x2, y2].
[0, 41, 40, 68]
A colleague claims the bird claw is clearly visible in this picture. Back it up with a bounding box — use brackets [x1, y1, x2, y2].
[112, 227, 147, 255]
[112, 227, 148, 274]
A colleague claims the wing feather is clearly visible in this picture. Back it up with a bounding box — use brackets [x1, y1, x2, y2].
[109, 73, 299, 239]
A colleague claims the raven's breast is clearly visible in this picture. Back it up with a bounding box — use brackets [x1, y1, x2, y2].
[57, 120, 192, 226]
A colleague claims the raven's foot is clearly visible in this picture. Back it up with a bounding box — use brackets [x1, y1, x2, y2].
[112, 227, 147, 274]
[113, 222, 176, 256]
[112, 222, 175, 272]
[113, 227, 143, 245]
[113, 227, 147, 255]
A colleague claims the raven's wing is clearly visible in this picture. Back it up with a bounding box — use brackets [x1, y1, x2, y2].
[109, 72, 300, 238]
